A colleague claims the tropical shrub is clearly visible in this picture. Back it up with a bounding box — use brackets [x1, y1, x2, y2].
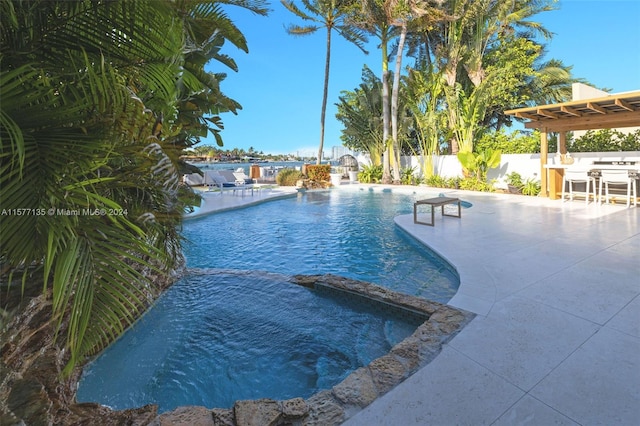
[276, 168, 302, 186]
[504, 172, 540, 196]
[0, 0, 267, 374]
[615, 130, 640, 151]
[446, 177, 461, 189]
[424, 174, 448, 188]
[400, 167, 418, 185]
[569, 129, 640, 152]
[424, 175, 462, 189]
[521, 178, 541, 196]
[505, 171, 524, 188]
[358, 164, 383, 183]
[306, 165, 331, 181]
[505, 171, 524, 193]
[457, 149, 501, 181]
[475, 129, 540, 154]
[459, 177, 495, 192]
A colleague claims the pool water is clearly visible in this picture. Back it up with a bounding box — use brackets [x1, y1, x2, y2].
[183, 190, 458, 302]
[77, 189, 460, 412]
[76, 271, 425, 412]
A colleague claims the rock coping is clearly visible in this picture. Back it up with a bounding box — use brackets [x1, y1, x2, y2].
[1, 273, 474, 425]
[147, 273, 474, 426]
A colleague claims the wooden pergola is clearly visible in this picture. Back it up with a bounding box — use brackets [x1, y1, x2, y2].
[505, 91, 640, 197]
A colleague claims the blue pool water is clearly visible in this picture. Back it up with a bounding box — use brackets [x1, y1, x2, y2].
[77, 190, 460, 412]
[76, 270, 425, 411]
[183, 190, 459, 301]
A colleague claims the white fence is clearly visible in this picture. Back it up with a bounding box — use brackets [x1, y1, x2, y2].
[357, 151, 640, 188]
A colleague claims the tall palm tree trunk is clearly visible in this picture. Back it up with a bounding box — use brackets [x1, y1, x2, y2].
[381, 39, 392, 184]
[391, 21, 407, 183]
[317, 28, 332, 165]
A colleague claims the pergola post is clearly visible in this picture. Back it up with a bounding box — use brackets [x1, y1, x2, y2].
[540, 128, 548, 197]
[559, 132, 567, 154]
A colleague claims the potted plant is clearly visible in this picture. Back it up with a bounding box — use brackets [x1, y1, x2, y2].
[505, 172, 524, 194]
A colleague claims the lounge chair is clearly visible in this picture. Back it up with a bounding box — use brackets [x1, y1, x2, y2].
[203, 171, 236, 195]
[217, 170, 243, 184]
[233, 171, 262, 195]
[183, 173, 204, 187]
[219, 169, 256, 196]
[233, 169, 255, 184]
[203, 170, 250, 196]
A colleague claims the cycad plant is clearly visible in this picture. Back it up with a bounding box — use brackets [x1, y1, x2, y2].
[0, 0, 266, 374]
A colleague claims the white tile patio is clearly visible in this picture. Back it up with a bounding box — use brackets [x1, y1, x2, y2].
[346, 187, 640, 426]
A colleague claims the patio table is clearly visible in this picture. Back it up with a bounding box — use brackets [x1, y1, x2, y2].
[414, 197, 461, 226]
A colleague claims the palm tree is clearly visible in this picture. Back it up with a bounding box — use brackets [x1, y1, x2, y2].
[479, 42, 583, 131]
[386, 0, 448, 182]
[462, 0, 555, 89]
[174, 0, 268, 150]
[529, 58, 582, 105]
[430, 0, 555, 154]
[282, 0, 368, 165]
[0, 0, 265, 373]
[355, 0, 398, 182]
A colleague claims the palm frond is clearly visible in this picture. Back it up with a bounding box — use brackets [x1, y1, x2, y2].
[281, 0, 317, 21]
[2, 0, 259, 375]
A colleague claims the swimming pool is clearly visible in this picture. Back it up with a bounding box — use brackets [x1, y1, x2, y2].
[76, 270, 427, 412]
[77, 189, 460, 412]
[183, 190, 458, 301]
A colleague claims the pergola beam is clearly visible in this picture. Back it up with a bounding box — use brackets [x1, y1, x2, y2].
[523, 109, 640, 132]
[515, 112, 538, 120]
[537, 109, 559, 119]
[615, 98, 635, 111]
[560, 105, 582, 117]
[587, 102, 608, 114]
[505, 91, 640, 126]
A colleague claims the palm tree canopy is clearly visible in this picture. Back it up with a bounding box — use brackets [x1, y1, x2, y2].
[282, 0, 369, 163]
[282, 0, 369, 53]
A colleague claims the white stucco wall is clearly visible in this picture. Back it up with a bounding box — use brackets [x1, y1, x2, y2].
[399, 151, 640, 187]
[359, 151, 639, 189]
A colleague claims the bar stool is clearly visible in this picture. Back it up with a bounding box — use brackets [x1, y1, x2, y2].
[562, 169, 596, 204]
[599, 169, 637, 207]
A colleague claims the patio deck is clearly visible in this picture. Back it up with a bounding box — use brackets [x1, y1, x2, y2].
[347, 187, 639, 426]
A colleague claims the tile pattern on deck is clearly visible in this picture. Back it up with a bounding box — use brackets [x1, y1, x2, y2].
[346, 187, 640, 426]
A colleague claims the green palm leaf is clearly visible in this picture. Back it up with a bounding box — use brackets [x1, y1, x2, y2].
[2, 0, 266, 376]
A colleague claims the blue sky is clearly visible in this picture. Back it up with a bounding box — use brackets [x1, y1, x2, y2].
[204, 0, 640, 156]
